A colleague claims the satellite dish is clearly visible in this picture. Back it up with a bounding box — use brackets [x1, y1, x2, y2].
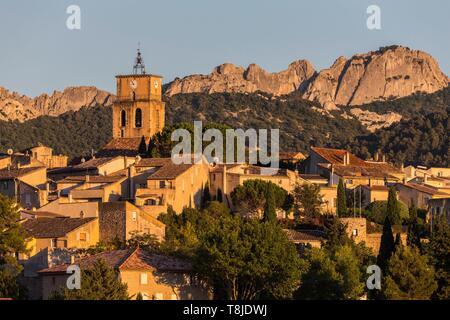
[7, 149, 13, 156]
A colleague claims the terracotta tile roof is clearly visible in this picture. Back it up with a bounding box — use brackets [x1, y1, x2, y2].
[283, 229, 325, 242]
[135, 158, 173, 168]
[97, 138, 142, 157]
[20, 210, 65, 219]
[362, 185, 389, 191]
[134, 157, 195, 180]
[299, 174, 328, 180]
[0, 167, 45, 180]
[59, 175, 125, 184]
[73, 157, 117, 169]
[399, 183, 450, 196]
[38, 249, 131, 274]
[321, 163, 402, 179]
[38, 248, 192, 274]
[311, 147, 366, 166]
[120, 249, 192, 272]
[22, 217, 97, 238]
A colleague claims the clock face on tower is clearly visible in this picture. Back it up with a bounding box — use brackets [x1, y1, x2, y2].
[129, 79, 138, 90]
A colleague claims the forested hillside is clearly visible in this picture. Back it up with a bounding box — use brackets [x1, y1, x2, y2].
[0, 88, 448, 166]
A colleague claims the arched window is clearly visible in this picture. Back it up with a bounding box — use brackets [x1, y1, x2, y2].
[135, 108, 142, 128]
[121, 110, 126, 127]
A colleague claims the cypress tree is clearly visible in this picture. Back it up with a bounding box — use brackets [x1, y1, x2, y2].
[263, 185, 277, 223]
[337, 178, 347, 216]
[407, 204, 422, 250]
[217, 188, 223, 203]
[386, 187, 399, 224]
[202, 182, 212, 208]
[138, 136, 147, 156]
[377, 216, 395, 272]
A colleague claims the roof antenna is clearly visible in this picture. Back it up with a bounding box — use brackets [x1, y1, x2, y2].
[133, 42, 146, 75]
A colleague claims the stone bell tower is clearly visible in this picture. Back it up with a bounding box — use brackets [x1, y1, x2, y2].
[112, 46, 165, 141]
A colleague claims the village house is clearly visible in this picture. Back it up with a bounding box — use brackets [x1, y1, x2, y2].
[428, 197, 450, 223]
[132, 157, 210, 216]
[356, 185, 390, 208]
[0, 166, 48, 209]
[283, 229, 324, 250]
[38, 248, 211, 300]
[98, 201, 165, 242]
[35, 200, 165, 242]
[396, 183, 450, 209]
[0, 144, 68, 170]
[304, 147, 405, 187]
[20, 217, 99, 259]
[48, 156, 135, 182]
[56, 174, 128, 203]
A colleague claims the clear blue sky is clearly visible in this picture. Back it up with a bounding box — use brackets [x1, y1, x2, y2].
[0, 0, 448, 97]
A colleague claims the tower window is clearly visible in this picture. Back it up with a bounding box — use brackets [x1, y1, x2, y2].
[121, 110, 126, 127]
[135, 108, 142, 128]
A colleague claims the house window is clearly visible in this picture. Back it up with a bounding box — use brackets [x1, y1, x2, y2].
[144, 199, 157, 206]
[159, 181, 166, 189]
[51, 239, 58, 248]
[132, 212, 137, 221]
[352, 229, 358, 237]
[79, 232, 87, 242]
[121, 110, 126, 127]
[135, 108, 142, 128]
[63, 240, 68, 248]
[140, 273, 148, 285]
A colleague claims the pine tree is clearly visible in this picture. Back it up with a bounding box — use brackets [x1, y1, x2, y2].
[336, 179, 347, 216]
[383, 246, 437, 300]
[202, 182, 212, 208]
[217, 188, 223, 203]
[263, 184, 277, 223]
[377, 216, 395, 272]
[138, 136, 147, 156]
[407, 205, 422, 250]
[57, 259, 129, 300]
[427, 215, 450, 299]
[386, 187, 399, 224]
[394, 233, 402, 250]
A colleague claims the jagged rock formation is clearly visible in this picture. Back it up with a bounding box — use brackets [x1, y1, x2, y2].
[0, 86, 114, 122]
[348, 108, 403, 132]
[165, 46, 449, 110]
[303, 46, 449, 109]
[164, 60, 316, 96]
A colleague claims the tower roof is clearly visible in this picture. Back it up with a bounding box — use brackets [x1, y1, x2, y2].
[133, 44, 146, 75]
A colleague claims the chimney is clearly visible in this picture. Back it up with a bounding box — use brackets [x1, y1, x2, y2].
[80, 210, 85, 219]
[343, 151, 350, 165]
[329, 164, 334, 187]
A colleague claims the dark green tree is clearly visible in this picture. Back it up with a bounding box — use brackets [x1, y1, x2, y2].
[0, 195, 28, 299]
[336, 179, 347, 216]
[55, 259, 129, 300]
[293, 183, 324, 219]
[216, 188, 223, 203]
[195, 214, 302, 300]
[138, 136, 147, 156]
[323, 216, 352, 250]
[426, 215, 450, 299]
[377, 216, 395, 272]
[263, 184, 277, 223]
[202, 182, 212, 208]
[406, 205, 422, 250]
[386, 187, 400, 223]
[383, 246, 437, 300]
